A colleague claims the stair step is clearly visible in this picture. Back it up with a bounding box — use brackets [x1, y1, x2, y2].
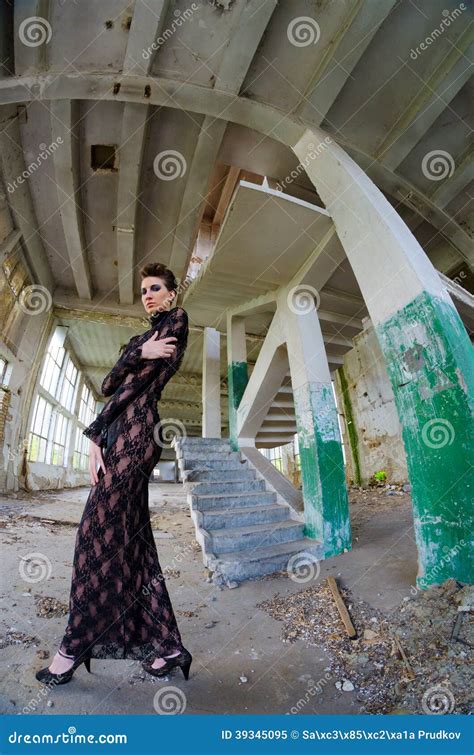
[209, 520, 304, 554]
[190, 479, 266, 495]
[192, 490, 276, 510]
[181, 459, 248, 470]
[213, 537, 324, 582]
[184, 468, 255, 482]
[177, 450, 240, 461]
[200, 503, 289, 528]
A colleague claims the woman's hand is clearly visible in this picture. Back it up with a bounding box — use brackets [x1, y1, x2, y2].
[141, 333, 177, 360]
[89, 440, 106, 485]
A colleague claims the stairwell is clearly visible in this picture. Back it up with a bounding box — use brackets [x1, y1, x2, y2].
[174, 437, 323, 585]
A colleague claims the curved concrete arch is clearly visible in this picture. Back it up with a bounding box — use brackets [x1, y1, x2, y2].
[0, 73, 469, 264]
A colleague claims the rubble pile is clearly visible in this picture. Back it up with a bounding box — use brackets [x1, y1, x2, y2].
[258, 578, 472, 714]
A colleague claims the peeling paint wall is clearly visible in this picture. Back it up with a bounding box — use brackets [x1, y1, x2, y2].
[334, 323, 408, 485]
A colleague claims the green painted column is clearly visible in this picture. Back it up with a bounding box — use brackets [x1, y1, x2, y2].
[376, 292, 474, 586]
[277, 289, 351, 558]
[226, 315, 248, 451]
[293, 127, 473, 586]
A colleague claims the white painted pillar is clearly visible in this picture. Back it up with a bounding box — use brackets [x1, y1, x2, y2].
[276, 287, 350, 557]
[201, 326, 221, 438]
[291, 127, 474, 586]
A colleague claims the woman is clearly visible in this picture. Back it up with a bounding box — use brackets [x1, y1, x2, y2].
[36, 263, 192, 686]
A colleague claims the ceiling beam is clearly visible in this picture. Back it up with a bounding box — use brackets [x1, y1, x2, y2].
[0, 107, 54, 292]
[430, 150, 474, 209]
[116, 1, 170, 303]
[122, 0, 170, 75]
[213, 166, 241, 225]
[215, 0, 278, 93]
[13, 0, 51, 75]
[169, 118, 228, 281]
[116, 103, 148, 305]
[375, 27, 473, 170]
[50, 99, 93, 300]
[295, 0, 398, 122]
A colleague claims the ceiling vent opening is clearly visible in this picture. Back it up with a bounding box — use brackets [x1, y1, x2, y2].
[91, 145, 118, 172]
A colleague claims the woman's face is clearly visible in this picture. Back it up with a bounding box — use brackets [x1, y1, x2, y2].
[140, 276, 176, 315]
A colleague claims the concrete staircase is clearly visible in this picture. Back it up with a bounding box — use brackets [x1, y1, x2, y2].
[174, 437, 323, 585]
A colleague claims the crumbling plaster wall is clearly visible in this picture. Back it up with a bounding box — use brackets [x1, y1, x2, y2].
[334, 322, 408, 485]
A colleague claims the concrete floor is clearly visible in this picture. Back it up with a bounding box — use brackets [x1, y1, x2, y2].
[0, 482, 418, 715]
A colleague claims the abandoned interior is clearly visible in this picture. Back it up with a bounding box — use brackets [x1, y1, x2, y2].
[0, 0, 472, 716]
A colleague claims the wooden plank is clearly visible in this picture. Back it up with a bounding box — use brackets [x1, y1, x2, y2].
[326, 576, 357, 639]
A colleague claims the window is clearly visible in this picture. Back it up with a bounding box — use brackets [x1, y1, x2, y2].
[73, 426, 90, 471]
[78, 383, 97, 427]
[27, 326, 87, 467]
[293, 432, 301, 471]
[261, 445, 283, 472]
[0, 356, 8, 384]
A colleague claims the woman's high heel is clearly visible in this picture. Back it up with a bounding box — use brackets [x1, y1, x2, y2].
[142, 648, 192, 680]
[35, 648, 92, 686]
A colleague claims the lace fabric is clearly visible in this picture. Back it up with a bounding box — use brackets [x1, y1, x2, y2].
[59, 307, 189, 661]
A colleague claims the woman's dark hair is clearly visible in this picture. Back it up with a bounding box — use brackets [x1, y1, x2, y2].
[139, 262, 178, 294]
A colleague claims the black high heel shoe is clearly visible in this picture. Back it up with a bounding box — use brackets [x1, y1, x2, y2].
[142, 648, 192, 680]
[35, 648, 92, 686]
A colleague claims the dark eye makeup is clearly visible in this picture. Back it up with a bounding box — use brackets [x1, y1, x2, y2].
[141, 284, 162, 294]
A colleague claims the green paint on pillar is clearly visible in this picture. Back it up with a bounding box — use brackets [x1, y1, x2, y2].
[376, 291, 474, 587]
[338, 366, 362, 486]
[294, 382, 351, 558]
[227, 360, 248, 451]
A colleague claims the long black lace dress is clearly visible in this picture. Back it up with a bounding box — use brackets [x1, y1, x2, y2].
[58, 306, 189, 663]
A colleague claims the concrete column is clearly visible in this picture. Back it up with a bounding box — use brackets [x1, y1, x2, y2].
[292, 128, 473, 586]
[276, 288, 351, 558]
[201, 327, 221, 438]
[226, 314, 248, 450]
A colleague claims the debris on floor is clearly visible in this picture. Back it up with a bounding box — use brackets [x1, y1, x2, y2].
[34, 595, 69, 619]
[257, 578, 472, 714]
